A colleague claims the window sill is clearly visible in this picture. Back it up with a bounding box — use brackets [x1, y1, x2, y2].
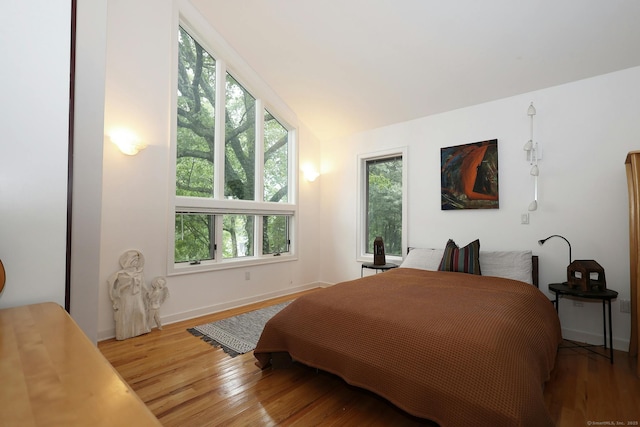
[168, 254, 298, 276]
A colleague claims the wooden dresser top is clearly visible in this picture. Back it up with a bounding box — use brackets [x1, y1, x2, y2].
[0, 302, 161, 426]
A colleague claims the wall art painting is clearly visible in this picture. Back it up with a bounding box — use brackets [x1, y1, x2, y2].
[441, 139, 499, 210]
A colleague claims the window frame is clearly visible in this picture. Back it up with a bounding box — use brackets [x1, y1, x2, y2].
[168, 16, 298, 275]
[356, 147, 408, 263]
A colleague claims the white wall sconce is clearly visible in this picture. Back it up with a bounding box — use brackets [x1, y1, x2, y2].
[523, 102, 540, 211]
[301, 164, 320, 182]
[109, 128, 146, 156]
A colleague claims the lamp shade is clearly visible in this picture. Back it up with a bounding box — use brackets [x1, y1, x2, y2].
[109, 129, 146, 155]
[0, 259, 5, 294]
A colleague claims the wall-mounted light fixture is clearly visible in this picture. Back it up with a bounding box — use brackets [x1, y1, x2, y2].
[301, 164, 320, 182]
[109, 128, 146, 156]
[0, 259, 5, 294]
[523, 102, 539, 211]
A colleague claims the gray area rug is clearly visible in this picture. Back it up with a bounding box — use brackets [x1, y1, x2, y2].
[187, 301, 291, 357]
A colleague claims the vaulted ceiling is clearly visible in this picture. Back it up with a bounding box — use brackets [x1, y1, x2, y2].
[190, 0, 640, 141]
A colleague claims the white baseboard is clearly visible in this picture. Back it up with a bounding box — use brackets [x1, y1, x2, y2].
[560, 327, 629, 352]
[97, 281, 328, 341]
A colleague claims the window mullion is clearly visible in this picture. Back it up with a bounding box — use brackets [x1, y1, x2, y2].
[255, 99, 265, 257]
[256, 99, 265, 202]
[214, 214, 224, 263]
[288, 129, 297, 204]
[256, 214, 263, 257]
[214, 60, 226, 200]
[209, 215, 216, 260]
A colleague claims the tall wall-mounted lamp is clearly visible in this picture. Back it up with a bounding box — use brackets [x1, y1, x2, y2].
[109, 128, 146, 156]
[523, 102, 539, 211]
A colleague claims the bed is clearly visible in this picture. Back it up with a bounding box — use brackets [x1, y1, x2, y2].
[254, 245, 562, 427]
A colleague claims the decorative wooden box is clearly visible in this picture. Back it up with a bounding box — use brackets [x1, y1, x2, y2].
[373, 236, 386, 265]
[567, 260, 606, 291]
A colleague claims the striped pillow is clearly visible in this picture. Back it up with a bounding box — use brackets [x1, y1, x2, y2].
[438, 239, 481, 275]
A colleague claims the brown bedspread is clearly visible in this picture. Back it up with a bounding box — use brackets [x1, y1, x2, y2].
[254, 268, 562, 427]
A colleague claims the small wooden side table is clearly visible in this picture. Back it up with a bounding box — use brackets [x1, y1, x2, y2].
[361, 262, 398, 277]
[548, 282, 618, 363]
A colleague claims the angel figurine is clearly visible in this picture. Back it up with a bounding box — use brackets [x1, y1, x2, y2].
[147, 276, 169, 330]
[107, 250, 150, 340]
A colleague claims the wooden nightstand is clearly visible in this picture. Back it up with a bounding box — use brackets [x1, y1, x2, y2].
[548, 282, 618, 363]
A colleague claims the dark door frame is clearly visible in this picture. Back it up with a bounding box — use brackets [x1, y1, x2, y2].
[65, 0, 77, 312]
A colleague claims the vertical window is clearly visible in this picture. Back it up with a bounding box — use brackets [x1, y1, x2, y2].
[225, 74, 256, 201]
[366, 156, 403, 256]
[264, 111, 289, 203]
[176, 28, 215, 199]
[172, 25, 296, 272]
[358, 149, 407, 261]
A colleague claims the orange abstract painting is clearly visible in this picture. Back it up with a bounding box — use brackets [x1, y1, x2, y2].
[441, 139, 499, 210]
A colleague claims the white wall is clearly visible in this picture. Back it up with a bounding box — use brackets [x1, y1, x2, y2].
[320, 66, 640, 350]
[0, 0, 70, 309]
[95, 0, 323, 339]
[69, 0, 108, 344]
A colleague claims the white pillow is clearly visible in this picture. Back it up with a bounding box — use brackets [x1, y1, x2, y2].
[400, 248, 533, 284]
[400, 248, 444, 271]
[479, 250, 533, 284]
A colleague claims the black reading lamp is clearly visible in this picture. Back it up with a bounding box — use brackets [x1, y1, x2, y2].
[538, 234, 606, 291]
[538, 234, 572, 265]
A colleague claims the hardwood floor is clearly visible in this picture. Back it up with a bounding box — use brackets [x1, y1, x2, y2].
[99, 290, 640, 426]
